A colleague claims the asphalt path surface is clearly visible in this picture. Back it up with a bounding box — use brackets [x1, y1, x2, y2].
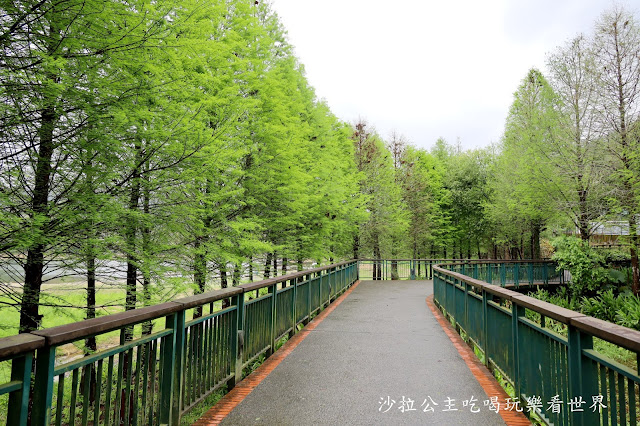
[221, 280, 506, 425]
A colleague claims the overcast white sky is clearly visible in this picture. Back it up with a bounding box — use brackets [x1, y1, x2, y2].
[270, 0, 632, 151]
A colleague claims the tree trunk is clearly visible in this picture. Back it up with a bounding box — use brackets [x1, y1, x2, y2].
[19, 103, 56, 334]
[373, 232, 381, 280]
[141, 172, 153, 334]
[221, 262, 229, 308]
[193, 238, 206, 319]
[249, 256, 254, 282]
[83, 252, 98, 403]
[264, 252, 272, 279]
[220, 263, 228, 289]
[233, 263, 241, 286]
[281, 257, 287, 288]
[531, 223, 541, 260]
[272, 252, 277, 277]
[86, 253, 97, 350]
[124, 144, 142, 342]
[353, 234, 359, 259]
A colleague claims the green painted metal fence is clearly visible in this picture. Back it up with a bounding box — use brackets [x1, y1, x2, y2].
[358, 259, 564, 286]
[358, 259, 459, 280]
[0, 260, 358, 425]
[434, 262, 640, 426]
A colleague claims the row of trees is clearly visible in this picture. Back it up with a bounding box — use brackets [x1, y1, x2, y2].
[4, 2, 639, 334]
[349, 6, 640, 295]
[1, 0, 365, 335]
[495, 6, 640, 294]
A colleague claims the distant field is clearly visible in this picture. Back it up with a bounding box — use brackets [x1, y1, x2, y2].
[0, 267, 301, 339]
[0, 280, 195, 340]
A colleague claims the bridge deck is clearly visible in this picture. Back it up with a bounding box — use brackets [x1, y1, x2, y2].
[218, 280, 507, 425]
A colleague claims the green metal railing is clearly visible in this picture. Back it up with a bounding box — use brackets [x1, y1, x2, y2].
[446, 260, 564, 287]
[434, 262, 640, 426]
[358, 259, 564, 286]
[0, 260, 358, 425]
[358, 259, 459, 280]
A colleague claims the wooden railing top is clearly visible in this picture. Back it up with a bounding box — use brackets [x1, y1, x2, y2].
[239, 260, 354, 292]
[173, 287, 243, 310]
[0, 260, 357, 357]
[0, 333, 45, 362]
[433, 264, 640, 355]
[32, 302, 182, 346]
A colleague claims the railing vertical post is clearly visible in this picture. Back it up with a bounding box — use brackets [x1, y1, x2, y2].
[463, 281, 469, 334]
[328, 267, 333, 303]
[473, 263, 478, 279]
[231, 292, 245, 388]
[511, 302, 524, 398]
[568, 325, 599, 425]
[514, 263, 520, 288]
[268, 284, 277, 356]
[317, 271, 322, 309]
[487, 263, 492, 284]
[528, 262, 534, 284]
[31, 345, 56, 425]
[7, 353, 33, 426]
[482, 290, 490, 368]
[171, 310, 186, 425]
[500, 263, 506, 286]
[159, 313, 179, 425]
[542, 262, 548, 284]
[290, 278, 297, 337]
[453, 277, 459, 328]
[410, 259, 416, 280]
[307, 273, 312, 322]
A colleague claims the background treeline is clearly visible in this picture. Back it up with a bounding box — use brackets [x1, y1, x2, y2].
[352, 6, 640, 298]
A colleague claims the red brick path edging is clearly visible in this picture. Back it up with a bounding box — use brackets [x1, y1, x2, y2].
[426, 295, 531, 425]
[193, 280, 362, 425]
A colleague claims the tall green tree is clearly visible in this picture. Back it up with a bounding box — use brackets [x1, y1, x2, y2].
[592, 6, 640, 294]
[492, 69, 559, 259]
[546, 34, 611, 241]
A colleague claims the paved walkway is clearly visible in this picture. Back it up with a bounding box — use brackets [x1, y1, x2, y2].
[218, 281, 509, 425]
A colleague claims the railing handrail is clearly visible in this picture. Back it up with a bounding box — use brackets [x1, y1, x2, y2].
[433, 264, 640, 353]
[433, 262, 640, 424]
[2, 260, 353, 351]
[0, 333, 45, 362]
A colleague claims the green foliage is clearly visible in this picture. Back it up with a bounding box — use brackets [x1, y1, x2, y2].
[529, 288, 581, 312]
[580, 290, 621, 323]
[0, 0, 366, 335]
[551, 236, 607, 299]
[615, 295, 640, 330]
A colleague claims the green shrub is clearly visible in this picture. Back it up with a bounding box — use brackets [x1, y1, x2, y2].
[551, 236, 607, 300]
[616, 295, 640, 331]
[580, 290, 620, 323]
